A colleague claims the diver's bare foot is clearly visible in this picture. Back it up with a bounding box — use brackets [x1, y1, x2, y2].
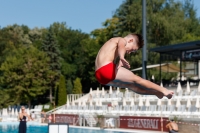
[155, 91, 164, 99]
[166, 94, 173, 99]
[163, 89, 174, 99]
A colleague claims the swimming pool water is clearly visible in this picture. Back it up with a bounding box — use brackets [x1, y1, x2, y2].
[0, 123, 131, 133]
[0, 124, 47, 133]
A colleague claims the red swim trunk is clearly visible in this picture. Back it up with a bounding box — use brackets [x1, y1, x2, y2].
[95, 62, 116, 85]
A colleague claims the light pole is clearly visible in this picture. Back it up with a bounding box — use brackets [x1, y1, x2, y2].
[142, 0, 147, 79]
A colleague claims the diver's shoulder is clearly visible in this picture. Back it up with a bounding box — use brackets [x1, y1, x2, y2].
[109, 37, 124, 42]
[111, 37, 123, 40]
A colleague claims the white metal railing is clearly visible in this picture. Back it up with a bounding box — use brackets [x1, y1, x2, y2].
[46, 105, 65, 115]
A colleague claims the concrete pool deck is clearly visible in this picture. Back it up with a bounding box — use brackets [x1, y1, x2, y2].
[70, 125, 168, 133]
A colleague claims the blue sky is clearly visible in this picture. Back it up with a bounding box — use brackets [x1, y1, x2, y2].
[0, 0, 200, 34]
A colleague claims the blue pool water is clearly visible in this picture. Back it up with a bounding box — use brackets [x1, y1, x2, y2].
[0, 122, 131, 133]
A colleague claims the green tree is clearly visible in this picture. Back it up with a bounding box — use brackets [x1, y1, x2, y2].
[57, 75, 67, 106]
[78, 38, 101, 92]
[72, 78, 82, 94]
[114, 0, 142, 36]
[0, 45, 56, 107]
[48, 22, 93, 91]
[41, 26, 61, 103]
[0, 24, 31, 65]
[91, 17, 119, 44]
[28, 27, 46, 48]
[0, 89, 10, 108]
[66, 79, 73, 94]
[113, 0, 200, 45]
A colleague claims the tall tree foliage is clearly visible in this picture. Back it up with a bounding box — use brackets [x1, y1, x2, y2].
[28, 27, 46, 49]
[41, 26, 61, 103]
[114, 0, 142, 36]
[0, 46, 56, 107]
[66, 79, 73, 94]
[0, 89, 10, 108]
[72, 78, 82, 94]
[57, 75, 67, 106]
[113, 0, 200, 45]
[49, 22, 94, 91]
[0, 24, 31, 65]
[79, 38, 101, 92]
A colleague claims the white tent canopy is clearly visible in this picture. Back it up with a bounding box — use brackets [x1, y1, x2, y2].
[89, 100, 93, 106]
[196, 98, 200, 108]
[71, 100, 75, 106]
[152, 75, 155, 80]
[145, 98, 150, 107]
[109, 86, 112, 94]
[96, 87, 99, 96]
[139, 98, 143, 107]
[198, 82, 200, 93]
[186, 99, 191, 108]
[89, 88, 93, 94]
[82, 100, 86, 107]
[102, 87, 105, 96]
[160, 82, 163, 87]
[130, 98, 134, 106]
[176, 98, 181, 108]
[186, 81, 191, 93]
[157, 99, 162, 106]
[167, 99, 171, 106]
[122, 98, 126, 106]
[176, 82, 182, 93]
[98, 99, 102, 107]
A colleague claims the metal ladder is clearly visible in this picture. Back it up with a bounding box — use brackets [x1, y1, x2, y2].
[83, 114, 97, 127]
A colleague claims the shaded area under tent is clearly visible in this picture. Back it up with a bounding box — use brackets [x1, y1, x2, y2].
[148, 40, 200, 85]
[98, 40, 200, 91]
[131, 63, 187, 86]
[131, 63, 187, 73]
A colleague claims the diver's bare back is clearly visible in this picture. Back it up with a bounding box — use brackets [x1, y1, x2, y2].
[95, 37, 122, 71]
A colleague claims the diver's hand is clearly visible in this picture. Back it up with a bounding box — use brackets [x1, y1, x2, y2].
[117, 58, 130, 69]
